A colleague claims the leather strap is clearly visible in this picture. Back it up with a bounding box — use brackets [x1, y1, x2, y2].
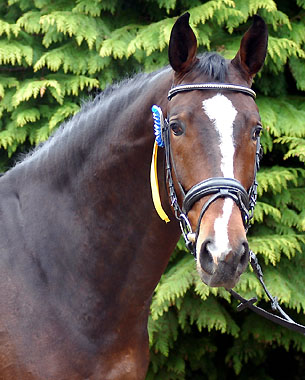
[183, 177, 249, 215]
[228, 251, 305, 336]
[168, 83, 256, 100]
[229, 289, 305, 335]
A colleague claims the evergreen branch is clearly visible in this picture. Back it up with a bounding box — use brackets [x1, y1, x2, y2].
[289, 57, 305, 91]
[34, 43, 110, 74]
[248, 233, 305, 264]
[39, 12, 109, 49]
[100, 24, 139, 59]
[156, 0, 177, 13]
[150, 255, 196, 320]
[267, 36, 305, 72]
[257, 166, 302, 195]
[17, 11, 42, 34]
[257, 96, 305, 138]
[0, 18, 20, 38]
[72, 0, 118, 16]
[127, 19, 174, 57]
[49, 102, 79, 130]
[0, 40, 33, 66]
[190, 0, 235, 26]
[253, 201, 281, 223]
[11, 106, 41, 127]
[12, 78, 62, 106]
[275, 136, 305, 162]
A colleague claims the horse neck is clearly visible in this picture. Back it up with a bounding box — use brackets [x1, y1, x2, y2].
[15, 68, 180, 316]
[78, 70, 180, 305]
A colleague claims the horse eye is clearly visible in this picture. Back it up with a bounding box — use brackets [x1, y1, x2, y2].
[170, 120, 185, 136]
[252, 125, 262, 141]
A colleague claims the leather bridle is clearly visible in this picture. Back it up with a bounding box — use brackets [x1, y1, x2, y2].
[152, 82, 305, 335]
[164, 83, 261, 256]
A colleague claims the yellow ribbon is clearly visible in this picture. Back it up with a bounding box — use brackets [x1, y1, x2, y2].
[150, 141, 170, 223]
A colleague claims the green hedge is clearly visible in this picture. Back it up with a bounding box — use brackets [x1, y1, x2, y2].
[0, 1, 304, 378]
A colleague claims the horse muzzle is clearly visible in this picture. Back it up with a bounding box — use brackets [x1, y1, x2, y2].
[196, 235, 249, 288]
[182, 178, 251, 288]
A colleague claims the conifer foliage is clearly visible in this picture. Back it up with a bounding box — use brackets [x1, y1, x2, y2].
[0, 0, 304, 379]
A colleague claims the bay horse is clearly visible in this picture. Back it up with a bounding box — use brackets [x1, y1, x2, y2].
[0, 13, 267, 380]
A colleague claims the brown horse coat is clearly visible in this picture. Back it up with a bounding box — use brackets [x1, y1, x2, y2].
[0, 14, 267, 380]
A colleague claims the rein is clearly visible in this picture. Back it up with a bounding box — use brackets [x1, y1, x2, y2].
[229, 251, 305, 335]
[150, 82, 305, 336]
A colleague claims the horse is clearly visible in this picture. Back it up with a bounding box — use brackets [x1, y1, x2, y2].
[0, 13, 268, 380]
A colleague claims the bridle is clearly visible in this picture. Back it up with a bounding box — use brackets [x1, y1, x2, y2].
[153, 82, 261, 256]
[150, 82, 305, 336]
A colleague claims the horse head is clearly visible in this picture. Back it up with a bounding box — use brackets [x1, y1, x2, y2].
[157, 13, 268, 288]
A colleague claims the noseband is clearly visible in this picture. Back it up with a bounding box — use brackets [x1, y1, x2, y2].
[152, 82, 261, 256]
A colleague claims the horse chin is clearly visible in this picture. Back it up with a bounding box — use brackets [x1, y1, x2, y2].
[196, 262, 243, 289]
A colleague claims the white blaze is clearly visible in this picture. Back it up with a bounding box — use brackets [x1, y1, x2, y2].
[202, 94, 237, 177]
[200, 94, 237, 260]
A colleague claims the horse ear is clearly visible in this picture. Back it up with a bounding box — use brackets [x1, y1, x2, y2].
[232, 15, 268, 82]
[168, 13, 198, 73]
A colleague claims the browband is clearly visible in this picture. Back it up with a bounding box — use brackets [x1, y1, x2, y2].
[168, 83, 256, 100]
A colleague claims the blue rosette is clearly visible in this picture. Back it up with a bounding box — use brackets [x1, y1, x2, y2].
[151, 105, 165, 147]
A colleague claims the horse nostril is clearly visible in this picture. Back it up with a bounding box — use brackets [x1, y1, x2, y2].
[240, 241, 249, 267]
[199, 240, 215, 275]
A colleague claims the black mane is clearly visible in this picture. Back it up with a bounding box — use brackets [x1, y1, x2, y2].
[196, 52, 228, 82]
